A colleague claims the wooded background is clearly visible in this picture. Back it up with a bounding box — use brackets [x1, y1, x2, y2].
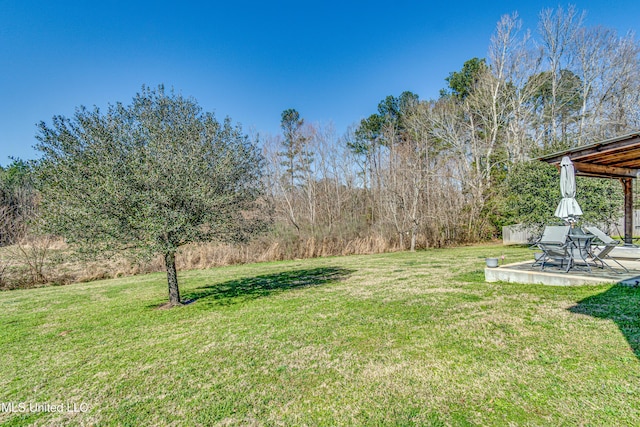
[261, 7, 635, 250]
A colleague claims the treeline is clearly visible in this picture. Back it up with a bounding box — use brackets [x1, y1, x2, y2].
[262, 6, 634, 250]
[0, 6, 636, 288]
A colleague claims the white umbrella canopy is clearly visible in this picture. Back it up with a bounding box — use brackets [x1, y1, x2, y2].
[554, 156, 583, 223]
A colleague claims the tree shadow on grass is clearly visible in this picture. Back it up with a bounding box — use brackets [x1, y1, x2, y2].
[181, 267, 354, 307]
[568, 284, 640, 360]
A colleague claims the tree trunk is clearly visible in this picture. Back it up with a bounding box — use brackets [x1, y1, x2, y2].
[410, 222, 417, 252]
[165, 250, 181, 306]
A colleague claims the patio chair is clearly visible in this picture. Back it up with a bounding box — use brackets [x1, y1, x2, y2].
[533, 225, 574, 272]
[583, 226, 629, 273]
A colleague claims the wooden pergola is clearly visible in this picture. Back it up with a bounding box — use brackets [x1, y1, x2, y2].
[538, 132, 640, 245]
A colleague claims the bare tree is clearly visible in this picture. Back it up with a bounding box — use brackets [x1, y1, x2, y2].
[537, 5, 584, 147]
[489, 13, 541, 163]
[597, 31, 640, 135]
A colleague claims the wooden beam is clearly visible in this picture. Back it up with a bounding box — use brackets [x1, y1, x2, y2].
[572, 162, 638, 178]
[538, 134, 640, 164]
[576, 147, 640, 165]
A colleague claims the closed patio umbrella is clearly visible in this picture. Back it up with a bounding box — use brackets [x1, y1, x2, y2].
[554, 156, 583, 223]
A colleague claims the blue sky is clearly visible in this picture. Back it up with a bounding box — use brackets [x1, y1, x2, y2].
[2, 1, 640, 166]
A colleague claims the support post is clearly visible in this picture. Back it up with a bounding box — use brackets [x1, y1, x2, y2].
[623, 178, 633, 246]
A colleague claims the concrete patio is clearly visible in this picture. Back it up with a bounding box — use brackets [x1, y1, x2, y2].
[485, 256, 640, 286]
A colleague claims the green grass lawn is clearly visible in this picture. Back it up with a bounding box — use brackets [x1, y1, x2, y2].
[1, 244, 639, 426]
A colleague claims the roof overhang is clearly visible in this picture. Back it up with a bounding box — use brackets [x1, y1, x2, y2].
[538, 132, 640, 179]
